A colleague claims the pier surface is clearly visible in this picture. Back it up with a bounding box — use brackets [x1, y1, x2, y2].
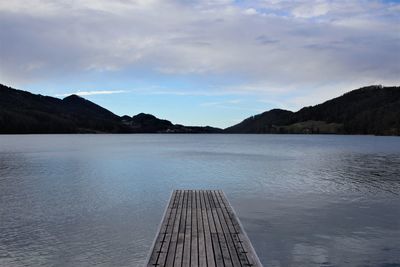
[147, 190, 262, 267]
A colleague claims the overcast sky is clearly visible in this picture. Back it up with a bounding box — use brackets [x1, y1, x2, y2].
[1, 0, 399, 127]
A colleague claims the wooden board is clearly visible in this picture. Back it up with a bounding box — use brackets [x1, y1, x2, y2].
[146, 190, 262, 267]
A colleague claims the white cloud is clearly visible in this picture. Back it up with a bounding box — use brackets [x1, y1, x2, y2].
[0, 0, 399, 98]
[200, 99, 242, 106]
[244, 8, 258, 15]
[292, 2, 330, 18]
[56, 90, 127, 97]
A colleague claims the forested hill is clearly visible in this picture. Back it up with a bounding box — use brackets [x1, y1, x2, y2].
[225, 85, 400, 135]
[0, 84, 221, 134]
[1, 84, 399, 135]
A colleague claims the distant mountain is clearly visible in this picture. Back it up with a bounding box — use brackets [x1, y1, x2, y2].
[225, 85, 400, 135]
[0, 84, 221, 134]
[1, 84, 399, 135]
[122, 113, 174, 133]
[121, 113, 222, 133]
[224, 109, 294, 134]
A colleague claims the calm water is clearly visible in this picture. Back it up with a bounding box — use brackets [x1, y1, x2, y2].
[0, 135, 399, 267]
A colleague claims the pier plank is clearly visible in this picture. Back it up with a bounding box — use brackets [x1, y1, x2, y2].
[203, 191, 223, 267]
[191, 191, 199, 267]
[200, 190, 216, 267]
[211, 191, 242, 267]
[174, 190, 188, 266]
[147, 190, 262, 267]
[207, 191, 232, 267]
[164, 191, 184, 267]
[182, 190, 192, 266]
[196, 191, 207, 267]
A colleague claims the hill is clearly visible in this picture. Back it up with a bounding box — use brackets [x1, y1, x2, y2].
[225, 85, 400, 135]
[121, 113, 222, 133]
[0, 84, 221, 134]
[1, 84, 399, 135]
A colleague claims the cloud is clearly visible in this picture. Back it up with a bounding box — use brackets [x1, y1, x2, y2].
[56, 90, 127, 97]
[0, 0, 399, 100]
[255, 35, 280, 45]
[200, 99, 262, 112]
[291, 2, 331, 18]
[244, 8, 258, 15]
[200, 99, 242, 106]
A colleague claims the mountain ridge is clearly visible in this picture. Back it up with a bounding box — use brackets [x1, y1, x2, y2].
[0, 84, 221, 134]
[1, 83, 399, 135]
[226, 85, 400, 135]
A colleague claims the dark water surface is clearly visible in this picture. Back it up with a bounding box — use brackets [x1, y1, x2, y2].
[0, 135, 399, 267]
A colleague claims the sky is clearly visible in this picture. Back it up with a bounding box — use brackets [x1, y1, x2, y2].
[0, 0, 399, 128]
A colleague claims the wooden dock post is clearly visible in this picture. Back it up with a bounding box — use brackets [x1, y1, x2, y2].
[146, 190, 263, 267]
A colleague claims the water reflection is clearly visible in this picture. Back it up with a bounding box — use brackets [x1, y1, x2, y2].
[333, 153, 400, 195]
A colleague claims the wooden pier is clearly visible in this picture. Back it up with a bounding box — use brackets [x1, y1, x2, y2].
[146, 190, 262, 267]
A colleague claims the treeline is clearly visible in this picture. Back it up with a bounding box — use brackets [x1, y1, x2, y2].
[1, 84, 399, 135]
[225, 85, 400, 135]
[0, 84, 221, 134]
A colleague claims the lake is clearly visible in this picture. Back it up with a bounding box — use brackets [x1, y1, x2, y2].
[0, 134, 399, 267]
